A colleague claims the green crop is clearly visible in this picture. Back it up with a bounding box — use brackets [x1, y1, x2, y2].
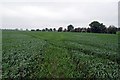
[2, 31, 120, 79]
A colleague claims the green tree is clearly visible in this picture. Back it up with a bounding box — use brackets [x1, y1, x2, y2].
[67, 24, 74, 32]
[100, 23, 107, 33]
[63, 28, 67, 32]
[58, 27, 63, 32]
[107, 25, 117, 34]
[36, 29, 40, 31]
[45, 28, 48, 31]
[49, 28, 52, 32]
[31, 29, 35, 31]
[53, 28, 56, 32]
[89, 21, 106, 33]
[42, 29, 45, 31]
[87, 27, 91, 33]
[26, 29, 29, 31]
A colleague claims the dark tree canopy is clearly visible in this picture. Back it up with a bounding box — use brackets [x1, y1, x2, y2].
[100, 23, 107, 33]
[26, 29, 29, 31]
[49, 28, 52, 31]
[63, 28, 67, 32]
[31, 29, 35, 31]
[58, 27, 63, 32]
[107, 25, 117, 34]
[53, 28, 56, 31]
[36, 29, 40, 31]
[29, 21, 118, 34]
[67, 24, 74, 32]
[45, 28, 48, 31]
[87, 28, 91, 33]
[42, 29, 45, 31]
[89, 21, 106, 33]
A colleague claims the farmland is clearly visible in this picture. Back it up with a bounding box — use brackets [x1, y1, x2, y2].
[2, 31, 120, 79]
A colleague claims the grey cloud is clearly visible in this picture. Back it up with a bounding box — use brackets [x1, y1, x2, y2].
[1, 1, 118, 29]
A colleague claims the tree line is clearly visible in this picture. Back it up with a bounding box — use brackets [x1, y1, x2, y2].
[31, 21, 119, 34]
[2, 21, 119, 34]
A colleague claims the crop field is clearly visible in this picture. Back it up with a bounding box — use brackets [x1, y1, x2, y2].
[2, 31, 120, 79]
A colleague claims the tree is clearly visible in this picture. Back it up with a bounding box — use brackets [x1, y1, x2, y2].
[87, 27, 91, 33]
[31, 29, 35, 31]
[63, 28, 67, 32]
[100, 23, 107, 33]
[45, 28, 48, 31]
[42, 29, 45, 31]
[89, 21, 106, 33]
[26, 29, 29, 31]
[15, 28, 19, 31]
[58, 27, 63, 32]
[77, 28, 81, 32]
[49, 28, 52, 32]
[67, 24, 74, 32]
[107, 25, 117, 34]
[73, 27, 82, 32]
[36, 29, 40, 31]
[81, 28, 87, 32]
[53, 28, 56, 32]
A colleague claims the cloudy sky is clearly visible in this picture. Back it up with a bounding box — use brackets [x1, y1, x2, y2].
[0, 0, 119, 30]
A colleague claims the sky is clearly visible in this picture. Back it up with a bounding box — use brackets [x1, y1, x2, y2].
[0, 0, 119, 30]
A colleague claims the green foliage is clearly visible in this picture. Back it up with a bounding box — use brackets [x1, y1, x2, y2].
[107, 25, 117, 34]
[58, 27, 63, 32]
[2, 31, 120, 79]
[89, 21, 106, 33]
[67, 24, 74, 32]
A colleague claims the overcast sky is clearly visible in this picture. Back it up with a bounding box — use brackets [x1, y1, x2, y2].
[0, 0, 119, 30]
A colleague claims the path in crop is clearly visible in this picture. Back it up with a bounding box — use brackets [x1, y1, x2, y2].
[28, 33, 77, 77]
[41, 44, 76, 77]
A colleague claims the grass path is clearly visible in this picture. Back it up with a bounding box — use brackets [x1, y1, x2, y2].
[39, 44, 76, 78]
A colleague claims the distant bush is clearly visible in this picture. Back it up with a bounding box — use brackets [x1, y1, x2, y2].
[31, 29, 35, 31]
[36, 29, 40, 31]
